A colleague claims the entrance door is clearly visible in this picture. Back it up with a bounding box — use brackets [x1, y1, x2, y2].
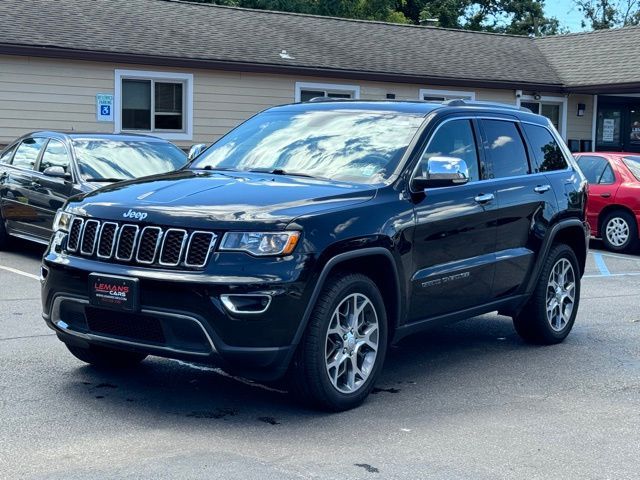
[597, 98, 640, 153]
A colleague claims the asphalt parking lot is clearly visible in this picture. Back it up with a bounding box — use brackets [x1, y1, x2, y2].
[1, 242, 639, 480]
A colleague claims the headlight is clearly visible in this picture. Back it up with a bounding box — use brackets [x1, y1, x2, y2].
[52, 209, 73, 232]
[220, 231, 300, 256]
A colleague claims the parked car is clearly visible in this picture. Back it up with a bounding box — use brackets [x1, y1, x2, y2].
[574, 152, 640, 252]
[0, 132, 187, 248]
[42, 100, 588, 411]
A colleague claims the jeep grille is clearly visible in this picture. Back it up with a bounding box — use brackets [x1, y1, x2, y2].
[65, 216, 216, 269]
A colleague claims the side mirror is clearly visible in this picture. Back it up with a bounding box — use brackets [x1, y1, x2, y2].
[43, 166, 69, 179]
[412, 156, 469, 190]
[187, 143, 207, 161]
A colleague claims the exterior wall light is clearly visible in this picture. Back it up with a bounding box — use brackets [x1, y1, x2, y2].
[577, 103, 586, 117]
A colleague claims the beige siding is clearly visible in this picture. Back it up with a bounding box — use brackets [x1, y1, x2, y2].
[567, 94, 594, 142]
[2, 54, 593, 150]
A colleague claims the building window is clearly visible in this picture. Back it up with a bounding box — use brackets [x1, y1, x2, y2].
[115, 70, 193, 141]
[419, 89, 475, 102]
[295, 82, 360, 103]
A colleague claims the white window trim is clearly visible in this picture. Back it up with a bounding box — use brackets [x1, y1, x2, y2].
[294, 82, 360, 102]
[419, 89, 476, 101]
[114, 69, 193, 141]
[516, 94, 568, 140]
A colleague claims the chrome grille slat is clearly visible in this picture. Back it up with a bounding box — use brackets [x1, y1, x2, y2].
[185, 231, 217, 268]
[65, 217, 213, 269]
[80, 220, 100, 256]
[115, 224, 140, 261]
[159, 229, 188, 267]
[136, 226, 163, 264]
[97, 222, 118, 259]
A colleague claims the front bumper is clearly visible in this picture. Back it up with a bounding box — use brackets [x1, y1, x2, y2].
[41, 250, 314, 381]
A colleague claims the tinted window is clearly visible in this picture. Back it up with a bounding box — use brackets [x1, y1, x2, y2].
[623, 156, 640, 181]
[522, 124, 568, 172]
[39, 140, 72, 175]
[0, 145, 16, 163]
[481, 120, 529, 179]
[191, 110, 426, 185]
[599, 163, 615, 184]
[12, 138, 46, 170]
[422, 119, 480, 182]
[576, 155, 609, 184]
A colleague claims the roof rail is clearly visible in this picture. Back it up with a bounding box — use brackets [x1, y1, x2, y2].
[442, 99, 532, 113]
[305, 97, 353, 103]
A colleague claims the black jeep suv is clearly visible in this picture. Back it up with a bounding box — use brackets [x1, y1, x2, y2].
[41, 100, 588, 411]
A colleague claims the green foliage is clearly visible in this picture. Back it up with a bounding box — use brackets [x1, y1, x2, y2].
[191, 0, 563, 35]
[574, 0, 640, 29]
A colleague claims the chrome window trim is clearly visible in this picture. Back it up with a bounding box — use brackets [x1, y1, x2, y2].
[184, 231, 217, 268]
[158, 228, 188, 267]
[115, 224, 140, 262]
[50, 296, 217, 356]
[135, 226, 163, 265]
[67, 217, 84, 252]
[96, 221, 119, 259]
[79, 219, 100, 256]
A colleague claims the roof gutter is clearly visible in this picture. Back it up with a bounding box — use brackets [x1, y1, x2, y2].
[0, 43, 566, 93]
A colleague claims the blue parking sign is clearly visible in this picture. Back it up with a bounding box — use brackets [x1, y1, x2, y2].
[96, 93, 114, 122]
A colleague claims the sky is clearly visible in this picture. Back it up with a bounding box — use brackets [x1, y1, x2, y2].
[545, 0, 587, 32]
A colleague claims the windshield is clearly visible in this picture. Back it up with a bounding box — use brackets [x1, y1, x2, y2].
[623, 156, 640, 181]
[190, 109, 426, 184]
[73, 139, 187, 181]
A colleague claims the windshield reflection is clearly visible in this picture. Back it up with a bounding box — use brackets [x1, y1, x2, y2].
[191, 110, 425, 184]
[73, 139, 187, 181]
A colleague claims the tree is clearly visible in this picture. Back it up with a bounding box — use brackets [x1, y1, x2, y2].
[574, 0, 640, 29]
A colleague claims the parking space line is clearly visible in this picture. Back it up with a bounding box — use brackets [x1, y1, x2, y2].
[584, 272, 640, 278]
[597, 251, 640, 261]
[592, 253, 611, 276]
[0, 264, 39, 281]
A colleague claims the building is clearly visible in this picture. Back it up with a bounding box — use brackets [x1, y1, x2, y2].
[1, 0, 639, 153]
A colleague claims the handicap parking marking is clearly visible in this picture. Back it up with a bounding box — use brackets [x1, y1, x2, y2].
[0, 264, 39, 281]
[592, 252, 611, 277]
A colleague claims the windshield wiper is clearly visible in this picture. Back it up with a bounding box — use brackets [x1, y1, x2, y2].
[200, 166, 240, 172]
[248, 168, 319, 179]
[84, 177, 125, 182]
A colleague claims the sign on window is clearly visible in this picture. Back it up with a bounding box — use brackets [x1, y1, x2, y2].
[602, 118, 615, 142]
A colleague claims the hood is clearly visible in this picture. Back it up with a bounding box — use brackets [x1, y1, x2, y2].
[66, 170, 377, 230]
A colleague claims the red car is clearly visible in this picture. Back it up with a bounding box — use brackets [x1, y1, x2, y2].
[575, 152, 640, 252]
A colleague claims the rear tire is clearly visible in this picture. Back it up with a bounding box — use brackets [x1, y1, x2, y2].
[290, 273, 387, 411]
[513, 243, 580, 345]
[601, 210, 639, 253]
[66, 344, 147, 368]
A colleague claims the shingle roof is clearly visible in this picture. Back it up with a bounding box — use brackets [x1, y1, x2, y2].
[0, 0, 637, 91]
[535, 26, 640, 89]
[0, 0, 562, 89]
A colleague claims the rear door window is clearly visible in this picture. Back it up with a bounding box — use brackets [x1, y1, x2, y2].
[522, 123, 568, 172]
[480, 120, 530, 179]
[12, 138, 46, 170]
[576, 155, 610, 184]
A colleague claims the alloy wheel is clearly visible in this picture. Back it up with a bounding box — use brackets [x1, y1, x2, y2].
[324, 293, 379, 394]
[605, 217, 630, 247]
[546, 258, 576, 332]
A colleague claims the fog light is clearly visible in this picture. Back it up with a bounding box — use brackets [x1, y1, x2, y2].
[220, 294, 272, 315]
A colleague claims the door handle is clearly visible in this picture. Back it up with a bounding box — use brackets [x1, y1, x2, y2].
[30, 180, 41, 188]
[474, 193, 495, 204]
[534, 184, 551, 193]
[600, 193, 611, 198]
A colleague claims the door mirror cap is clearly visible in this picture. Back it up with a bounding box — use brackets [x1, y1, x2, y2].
[412, 156, 469, 190]
[43, 166, 69, 179]
[187, 143, 207, 161]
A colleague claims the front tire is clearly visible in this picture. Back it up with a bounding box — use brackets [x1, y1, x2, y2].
[66, 343, 147, 368]
[290, 273, 387, 411]
[513, 244, 580, 345]
[601, 210, 638, 253]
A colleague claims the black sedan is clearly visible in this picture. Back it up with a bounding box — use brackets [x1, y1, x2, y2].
[0, 132, 187, 248]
